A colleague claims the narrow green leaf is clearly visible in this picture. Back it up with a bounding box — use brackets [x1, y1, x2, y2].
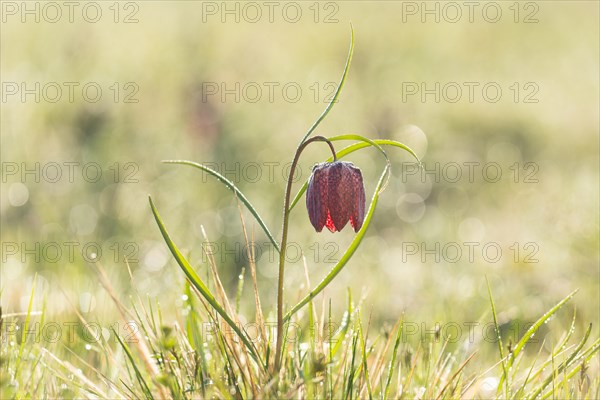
[486, 277, 509, 398]
[308, 292, 315, 354]
[384, 318, 403, 400]
[113, 328, 154, 399]
[498, 289, 579, 393]
[345, 332, 359, 400]
[528, 324, 596, 399]
[183, 282, 206, 353]
[514, 337, 546, 397]
[555, 309, 578, 354]
[300, 25, 354, 145]
[283, 164, 390, 323]
[148, 196, 263, 368]
[335, 138, 420, 163]
[162, 160, 280, 253]
[357, 313, 373, 400]
[331, 290, 354, 359]
[538, 340, 599, 400]
[510, 289, 579, 368]
[328, 299, 334, 396]
[328, 134, 390, 162]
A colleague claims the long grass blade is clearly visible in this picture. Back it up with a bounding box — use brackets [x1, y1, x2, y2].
[332, 290, 354, 358]
[357, 313, 373, 400]
[345, 332, 360, 400]
[435, 352, 476, 400]
[300, 25, 354, 145]
[162, 160, 280, 253]
[527, 324, 596, 399]
[384, 319, 403, 400]
[148, 196, 263, 368]
[329, 134, 390, 161]
[113, 329, 154, 399]
[498, 289, 579, 392]
[539, 339, 600, 399]
[485, 277, 509, 398]
[509, 289, 579, 368]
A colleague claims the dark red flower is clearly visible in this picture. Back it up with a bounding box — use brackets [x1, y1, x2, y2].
[306, 161, 366, 233]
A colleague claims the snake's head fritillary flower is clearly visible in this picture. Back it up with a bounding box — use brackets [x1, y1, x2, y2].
[306, 161, 366, 233]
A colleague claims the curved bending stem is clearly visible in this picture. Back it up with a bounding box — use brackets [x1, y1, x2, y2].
[273, 136, 336, 372]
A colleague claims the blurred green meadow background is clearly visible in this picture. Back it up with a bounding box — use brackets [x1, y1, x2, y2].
[1, 0, 599, 394]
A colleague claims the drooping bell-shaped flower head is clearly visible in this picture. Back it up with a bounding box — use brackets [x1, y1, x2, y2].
[306, 161, 366, 233]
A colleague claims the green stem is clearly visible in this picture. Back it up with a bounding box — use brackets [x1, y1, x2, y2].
[273, 136, 336, 373]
